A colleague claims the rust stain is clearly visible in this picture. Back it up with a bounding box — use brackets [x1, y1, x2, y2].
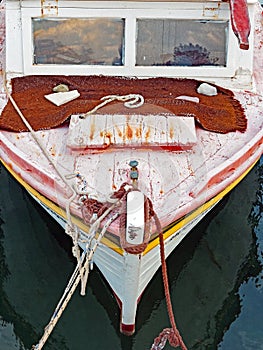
[136, 125, 142, 138]
[169, 127, 174, 140]
[105, 132, 112, 138]
[202, 4, 220, 19]
[41, 0, 59, 17]
[145, 127, 151, 142]
[104, 132, 112, 144]
[126, 123, 133, 139]
[41, 0, 44, 16]
[41, 8, 43, 16]
[90, 123, 95, 140]
[49, 145, 56, 157]
[115, 125, 122, 138]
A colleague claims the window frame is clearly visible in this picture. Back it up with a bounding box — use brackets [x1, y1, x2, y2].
[21, 4, 238, 77]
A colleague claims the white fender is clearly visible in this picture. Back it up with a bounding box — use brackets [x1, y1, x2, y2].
[125, 191, 145, 245]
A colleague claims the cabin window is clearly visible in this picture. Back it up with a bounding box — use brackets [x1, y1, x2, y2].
[20, 3, 240, 77]
[136, 19, 228, 67]
[32, 18, 125, 66]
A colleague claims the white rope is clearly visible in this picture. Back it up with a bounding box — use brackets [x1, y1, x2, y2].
[3, 78, 136, 349]
[3, 77, 87, 287]
[80, 93, 144, 119]
[3, 83, 75, 196]
[32, 211, 119, 350]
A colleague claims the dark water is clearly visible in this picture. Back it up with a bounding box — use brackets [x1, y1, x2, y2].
[0, 157, 262, 350]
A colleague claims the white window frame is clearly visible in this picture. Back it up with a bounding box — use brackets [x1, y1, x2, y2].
[21, 3, 239, 77]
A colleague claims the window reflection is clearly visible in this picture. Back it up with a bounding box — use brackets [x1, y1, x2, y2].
[136, 19, 228, 66]
[33, 18, 125, 65]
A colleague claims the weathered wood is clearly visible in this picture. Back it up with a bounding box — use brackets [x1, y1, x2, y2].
[67, 114, 197, 149]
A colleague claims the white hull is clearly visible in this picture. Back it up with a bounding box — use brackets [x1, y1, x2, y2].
[30, 187, 218, 332]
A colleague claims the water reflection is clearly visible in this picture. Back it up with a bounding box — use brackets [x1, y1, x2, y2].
[0, 157, 262, 349]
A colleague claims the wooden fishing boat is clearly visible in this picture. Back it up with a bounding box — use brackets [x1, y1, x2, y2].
[0, 0, 262, 348]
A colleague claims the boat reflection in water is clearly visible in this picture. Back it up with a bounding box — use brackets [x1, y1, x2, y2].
[0, 158, 262, 350]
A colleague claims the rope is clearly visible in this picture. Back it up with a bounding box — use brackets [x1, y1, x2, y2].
[80, 94, 144, 119]
[6, 84, 88, 290]
[3, 79, 75, 196]
[4, 78, 186, 348]
[2, 78, 142, 348]
[32, 211, 119, 350]
[151, 212, 187, 350]
[79, 200, 121, 295]
[3, 77, 86, 289]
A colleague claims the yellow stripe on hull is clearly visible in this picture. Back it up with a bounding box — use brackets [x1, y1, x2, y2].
[144, 160, 257, 254]
[1, 159, 258, 256]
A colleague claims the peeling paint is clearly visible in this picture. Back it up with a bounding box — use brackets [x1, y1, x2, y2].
[41, 0, 59, 17]
[203, 2, 221, 19]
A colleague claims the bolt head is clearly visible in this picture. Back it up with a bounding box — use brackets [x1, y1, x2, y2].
[129, 160, 138, 167]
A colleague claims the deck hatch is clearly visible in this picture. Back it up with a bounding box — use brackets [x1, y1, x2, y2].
[66, 114, 197, 150]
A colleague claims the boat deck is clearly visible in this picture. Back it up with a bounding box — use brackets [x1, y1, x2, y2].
[0, 83, 262, 242]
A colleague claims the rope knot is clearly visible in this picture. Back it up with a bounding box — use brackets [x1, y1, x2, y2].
[151, 328, 183, 350]
[81, 93, 144, 119]
[101, 94, 144, 108]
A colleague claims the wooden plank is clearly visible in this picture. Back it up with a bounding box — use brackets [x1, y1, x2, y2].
[112, 115, 125, 145]
[67, 114, 197, 149]
[125, 114, 143, 146]
[176, 116, 197, 145]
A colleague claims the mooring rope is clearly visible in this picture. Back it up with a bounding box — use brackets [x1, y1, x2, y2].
[32, 211, 119, 350]
[3, 80, 86, 282]
[3, 80, 75, 195]
[4, 80, 187, 349]
[2, 76, 145, 349]
[151, 212, 188, 350]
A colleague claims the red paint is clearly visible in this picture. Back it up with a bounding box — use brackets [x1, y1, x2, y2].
[0, 139, 56, 191]
[112, 289, 142, 335]
[189, 139, 262, 198]
[112, 291, 136, 335]
[120, 323, 135, 336]
[206, 141, 259, 189]
[229, 0, 251, 50]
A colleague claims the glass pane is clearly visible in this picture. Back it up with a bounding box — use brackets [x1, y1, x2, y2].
[33, 18, 125, 65]
[136, 19, 228, 67]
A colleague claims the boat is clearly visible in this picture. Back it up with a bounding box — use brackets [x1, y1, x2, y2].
[0, 0, 262, 348]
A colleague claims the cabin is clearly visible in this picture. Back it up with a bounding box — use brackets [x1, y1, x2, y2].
[1, 0, 258, 91]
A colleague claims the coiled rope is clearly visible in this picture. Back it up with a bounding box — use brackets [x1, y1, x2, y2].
[80, 93, 144, 119]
